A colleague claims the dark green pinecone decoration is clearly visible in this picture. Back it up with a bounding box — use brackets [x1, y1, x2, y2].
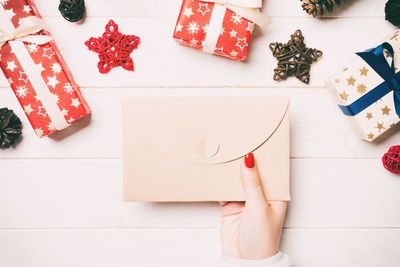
[0, 108, 22, 149]
[385, 0, 400, 26]
[301, 0, 342, 17]
[59, 0, 86, 22]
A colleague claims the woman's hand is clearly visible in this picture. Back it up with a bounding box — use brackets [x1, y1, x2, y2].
[220, 153, 287, 260]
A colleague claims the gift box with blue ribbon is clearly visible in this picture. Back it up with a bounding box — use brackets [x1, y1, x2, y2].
[326, 31, 400, 141]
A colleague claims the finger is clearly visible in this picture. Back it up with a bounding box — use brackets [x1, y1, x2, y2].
[220, 201, 245, 207]
[240, 153, 267, 206]
[268, 201, 288, 219]
[221, 202, 245, 217]
[219, 201, 229, 207]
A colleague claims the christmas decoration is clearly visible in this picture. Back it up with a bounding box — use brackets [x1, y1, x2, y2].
[382, 145, 400, 174]
[326, 31, 400, 142]
[85, 20, 140, 73]
[385, 0, 400, 26]
[0, 0, 91, 138]
[173, 0, 271, 61]
[0, 108, 22, 149]
[58, 0, 85, 22]
[301, 0, 341, 17]
[269, 30, 323, 84]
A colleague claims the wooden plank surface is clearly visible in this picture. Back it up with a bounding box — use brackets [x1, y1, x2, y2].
[1, 159, 399, 228]
[0, 0, 399, 266]
[33, 0, 387, 17]
[0, 17, 396, 88]
[0, 229, 399, 267]
[1, 88, 399, 159]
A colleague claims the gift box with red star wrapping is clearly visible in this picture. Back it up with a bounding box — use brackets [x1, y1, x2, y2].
[0, 0, 91, 138]
[173, 0, 255, 61]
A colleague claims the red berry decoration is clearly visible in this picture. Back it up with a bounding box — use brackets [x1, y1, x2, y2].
[85, 20, 140, 74]
[382, 146, 400, 174]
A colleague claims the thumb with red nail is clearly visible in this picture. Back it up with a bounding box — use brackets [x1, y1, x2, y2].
[216, 153, 290, 266]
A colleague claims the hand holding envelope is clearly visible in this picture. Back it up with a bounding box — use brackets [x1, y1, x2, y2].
[220, 155, 287, 259]
[122, 96, 290, 202]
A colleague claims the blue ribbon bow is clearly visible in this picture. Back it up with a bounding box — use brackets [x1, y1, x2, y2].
[339, 42, 400, 117]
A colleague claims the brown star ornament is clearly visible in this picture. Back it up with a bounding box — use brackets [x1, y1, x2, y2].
[269, 30, 323, 84]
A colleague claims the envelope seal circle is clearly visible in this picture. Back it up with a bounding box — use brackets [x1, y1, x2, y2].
[194, 139, 220, 159]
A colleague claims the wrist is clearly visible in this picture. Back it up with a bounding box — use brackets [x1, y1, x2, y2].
[222, 243, 279, 260]
[217, 251, 290, 267]
[241, 247, 280, 260]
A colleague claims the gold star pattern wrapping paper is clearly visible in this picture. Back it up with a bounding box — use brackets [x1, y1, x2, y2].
[326, 30, 400, 142]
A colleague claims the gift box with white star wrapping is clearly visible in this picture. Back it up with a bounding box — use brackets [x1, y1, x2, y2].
[326, 31, 400, 142]
[0, 0, 91, 138]
[173, 0, 271, 61]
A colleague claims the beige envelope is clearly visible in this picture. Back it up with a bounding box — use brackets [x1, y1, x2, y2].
[122, 96, 290, 202]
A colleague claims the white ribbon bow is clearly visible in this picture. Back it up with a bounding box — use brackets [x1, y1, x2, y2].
[0, 16, 52, 48]
[200, 0, 271, 26]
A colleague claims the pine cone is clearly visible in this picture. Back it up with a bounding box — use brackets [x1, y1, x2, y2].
[301, 0, 341, 17]
[0, 108, 22, 149]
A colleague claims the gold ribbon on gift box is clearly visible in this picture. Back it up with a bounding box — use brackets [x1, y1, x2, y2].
[0, 7, 69, 132]
[199, 0, 271, 54]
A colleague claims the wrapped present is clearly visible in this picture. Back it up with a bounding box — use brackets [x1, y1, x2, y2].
[0, 0, 91, 138]
[173, 0, 270, 61]
[326, 31, 400, 142]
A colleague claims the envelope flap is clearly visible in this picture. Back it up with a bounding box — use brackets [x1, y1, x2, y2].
[122, 96, 290, 165]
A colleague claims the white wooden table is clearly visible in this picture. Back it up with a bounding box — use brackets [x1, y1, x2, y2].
[1, 0, 400, 266]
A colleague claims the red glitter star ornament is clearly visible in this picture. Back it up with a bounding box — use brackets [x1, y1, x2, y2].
[85, 20, 140, 74]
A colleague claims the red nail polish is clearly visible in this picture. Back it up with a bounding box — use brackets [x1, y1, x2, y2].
[245, 153, 254, 168]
